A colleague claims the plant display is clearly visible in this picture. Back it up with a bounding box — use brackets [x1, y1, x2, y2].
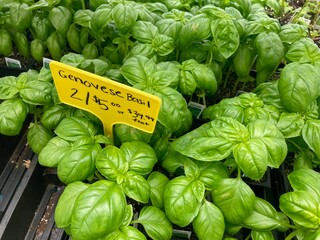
[0, 0, 320, 239]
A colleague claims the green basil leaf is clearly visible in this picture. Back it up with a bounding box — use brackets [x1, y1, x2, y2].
[0, 98, 28, 136]
[211, 177, 255, 224]
[302, 119, 320, 159]
[38, 136, 72, 167]
[74, 9, 94, 28]
[156, 18, 183, 42]
[121, 55, 157, 86]
[108, 226, 147, 240]
[156, 61, 180, 88]
[90, 6, 112, 40]
[161, 147, 189, 173]
[41, 104, 74, 130]
[278, 62, 320, 113]
[96, 145, 127, 181]
[287, 168, 320, 201]
[248, 120, 287, 168]
[54, 116, 98, 142]
[112, 3, 137, 34]
[54, 181, 89, 228]
[27, 122, 53, 155]
[197, 161, 230, 190]
[192, 64, 218, 95]
[279, 191, 319, 229]
[202, 98, 244, 122]
[179, 70, 197, 96]
[19, 80, 53, 105]
[131, 20, 159, 44]
[120, 141, 157, 176]
[251, 230, 274, 240]
[184, 159, 201, 181]
[147, 172, 169, 209]
[122, 204, 133, 228]
[49, 6, 73, 36]
[119, 171, 150, 204]
[179, 14, 211, 48]
[10, 3, 32, 32]
[115, 124, 152, 144]
[286, 38, 320, 65]
[171, 120, 235, 161]
[193, 200, 225, 240]
[71, 180, 127, 240]
[164, 176, 202, 227]
[0, 76, 19, 99]
[279, 24, 308, 44]
[151, 34, 175, 56]
[211, 18, 239, 59]
[135, 206, 172, 240]
[233, 139, 269, 180]
[153, 86, 192, 136]
[58, 143, 101, 184]
[277, 112, 304, 138]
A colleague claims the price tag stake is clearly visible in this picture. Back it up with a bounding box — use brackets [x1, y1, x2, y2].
[50, 61, 161, 140]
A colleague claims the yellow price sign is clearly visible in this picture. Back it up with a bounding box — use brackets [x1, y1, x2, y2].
[50, 61, 161, 139]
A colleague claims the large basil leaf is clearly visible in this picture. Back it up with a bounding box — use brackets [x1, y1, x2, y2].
[121, 55, 157, 86]
[211, 18, 239, 59]
[279, 191, 319, 229]
[193, 200, 225, 240]
[278, 62, 320, 113]
[58, 143, 101, 184]
[119, 171, 150, 204]
[286, 38, 320, 66]
[202, 98, 244, 123]
[55, 181, 89, 228]
[41, 104, 75, 130]
[131, 21, 159, 44]
[74, 10, 93, 28]
[164, 176, 203, 227]
[233, 139, 269, 180]
[112, 3, 138, 34]
[71, 180, 127, 240]
[90, 6, 112, 40]
[153, 86, 192, 136]
[27, 122, 53, 155]
[179, 14, 211, 48]
[156, 18, 183, 42]
[0, 98, 28, 136]
[277, 112, 304, 138]
[211, 177, 255, 224]
[38, 136, 72, 167]
[96, 145, 127, 181]
[49, 6, 73, 36]
[134, 206, 172, 240]
[248, 120, 287, 168]
[197, 161, 229, 190]
[120, 141, 157, 175]
[147, 172, 169, 209]
[19, 80, 53, 105]
[279, 23, 308, 44]
[242, 197, 288, 231]
[0, 76, 19, 99]
[54, 116, 99, 142]
[151, 34, 175, 56]
[302, 119, 320, 159]
[171, 118, 248, 161]
[287, 168, 320, 201]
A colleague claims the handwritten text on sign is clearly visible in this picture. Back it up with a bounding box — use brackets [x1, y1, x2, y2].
[50, 61, 161, 138]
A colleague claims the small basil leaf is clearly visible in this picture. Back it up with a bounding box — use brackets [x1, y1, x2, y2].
[135, 206, 172, 240]
[147, 171, 169, 209]
[0, 98, 28, 136]
[27, 122, 53, 155]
